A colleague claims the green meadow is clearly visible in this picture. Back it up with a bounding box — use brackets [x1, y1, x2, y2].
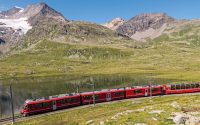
[1, 36, 200, 82]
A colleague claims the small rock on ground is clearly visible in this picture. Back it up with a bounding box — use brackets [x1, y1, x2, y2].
[86, 120, 94, 125]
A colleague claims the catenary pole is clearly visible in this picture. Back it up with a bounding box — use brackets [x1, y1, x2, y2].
[92, 83, 95, 107]
[10, 85, 15, 124]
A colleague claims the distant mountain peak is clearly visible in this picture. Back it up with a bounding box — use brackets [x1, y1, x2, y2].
[0, 7, 23, 17]
[14, 6, 24, 10]
[0, 2, 69, 53]
[21, 2, 67, 25]
[129, 13, 173, 22]
[115, 13, 174, 40]
[103, 17, 125, 30]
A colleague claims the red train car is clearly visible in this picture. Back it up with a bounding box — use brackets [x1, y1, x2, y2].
[81, 91, 108, 105]
[125, 85, 163, 98]
[110, 88, 125, 100]
[150, 85, 163, 95]
[126, 86, 149, 98]
[50, 93, 81, 110]
[20, 93, 81, 116]
[20, 99, 52, 116]
[81, 88, 125, 105]
[163, 83, 200, 94]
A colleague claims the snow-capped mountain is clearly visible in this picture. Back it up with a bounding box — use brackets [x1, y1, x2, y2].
[0, 3, 67, 53]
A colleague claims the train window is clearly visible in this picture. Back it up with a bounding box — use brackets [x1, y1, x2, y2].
[72, 98, 77, 102]
[31, 105, 35, 109]
[66, 98, 70, 103]
[186, 84, 190, 89]
[84, 95, 98, 100]
[134, 89, 142, 94]
[57, 100, 61, 104]
[36, 103, 43, 109]
[24, 105, 28, 110]
[191, 84, 195, 88]
[67, 98, 78, 103]
[171, 85, 176, 90]
[60, 100, 65, 104]
[28, 105, 32, 110]
[181, 84, 185, 89]
[176, 85, 181, 89]
[84, 95, 93, 100]
[52, 101, 56, 105]
[43, 102, 50, 107]
[194, 83, 199, 88]
[114, 92, 123, 96]
[152, 88, 158, 92]
[65, 99, 68, 103]
[95, 95, 99, 100]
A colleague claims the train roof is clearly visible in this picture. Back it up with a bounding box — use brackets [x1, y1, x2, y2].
[80, 88, 125, 95]
[25, 93, 80, 104]
[125, 85, 161, 89]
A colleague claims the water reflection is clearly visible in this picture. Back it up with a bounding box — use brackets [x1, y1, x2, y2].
[0, 74, 179, 118]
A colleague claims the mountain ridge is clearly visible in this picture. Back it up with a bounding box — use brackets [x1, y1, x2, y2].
[0, 2, 200, 54]
[103, 18, 125, 30]
[0, 2, 68, 53]
[104, 13, 175, 41]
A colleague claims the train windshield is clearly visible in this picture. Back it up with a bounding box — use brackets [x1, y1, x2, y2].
[23, 104, 28, 110]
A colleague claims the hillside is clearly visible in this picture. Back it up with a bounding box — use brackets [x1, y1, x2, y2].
[1, 3, 200, 83]
[1, 32, 200, 82]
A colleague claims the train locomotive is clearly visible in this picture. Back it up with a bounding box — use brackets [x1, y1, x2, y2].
[20, 83, 200, 116]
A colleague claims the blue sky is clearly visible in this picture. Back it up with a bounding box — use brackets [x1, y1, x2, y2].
[0, 0, 200, 24]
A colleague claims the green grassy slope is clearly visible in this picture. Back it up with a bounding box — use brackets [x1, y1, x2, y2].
[1, 36, 200, 81]
[1, 21, 200, 82]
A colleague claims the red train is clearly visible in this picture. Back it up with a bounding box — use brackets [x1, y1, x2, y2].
[20, 83, 200, 116]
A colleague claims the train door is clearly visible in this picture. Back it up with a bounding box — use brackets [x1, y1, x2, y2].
[52, 100, 57, 110]
[145, 89, 148, 97]
[106, 93, 111, 101]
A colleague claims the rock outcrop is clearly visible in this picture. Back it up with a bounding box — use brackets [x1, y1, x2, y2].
[117, 13, 174, 36]
[103, 18, 125, 30]
[104, 13, 175, 41]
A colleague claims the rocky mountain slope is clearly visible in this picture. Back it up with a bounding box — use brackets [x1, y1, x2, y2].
[104, 13, 175, 41]
[0, 3, 67, 54]
[0, 3, 133, 54]
[103, 18, 125, 30]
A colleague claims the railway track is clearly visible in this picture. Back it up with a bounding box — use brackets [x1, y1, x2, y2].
[0, 115, 22, 123]
[1, 92, 200, 125]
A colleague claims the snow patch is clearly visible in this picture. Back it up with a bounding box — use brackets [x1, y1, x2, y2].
[14, 6, 24, 10]
[0, 18, 32, 34]
[14, 6, 24, 13]
[19, 9, 24, 13]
